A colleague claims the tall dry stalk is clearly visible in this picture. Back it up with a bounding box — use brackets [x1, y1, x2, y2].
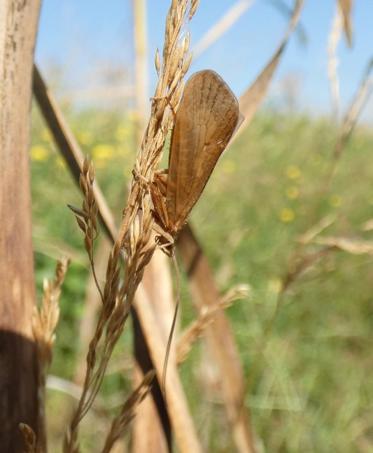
[132, 0, 149, 146]
[327, 5, 342, 120]
[63, 1, 199, 451]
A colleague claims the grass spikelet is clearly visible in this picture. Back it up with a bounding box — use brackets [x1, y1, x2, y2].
[69, 157, 103, 302]
[33, 257, 70, 368]
[32, 257, 69, 452]
[177, 285, 250, 365]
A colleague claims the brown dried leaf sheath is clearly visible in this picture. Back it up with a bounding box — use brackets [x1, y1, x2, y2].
[154, 70, 239, 238]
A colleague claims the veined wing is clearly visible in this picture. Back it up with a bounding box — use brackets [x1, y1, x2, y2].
[166, 70, 239, 232]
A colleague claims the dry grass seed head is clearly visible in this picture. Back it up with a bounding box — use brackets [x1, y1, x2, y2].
[32, 257, 70, 367]
[64, 3, 200, 450]
[177, 285, 250, 364]
[19, 423, 37, 453]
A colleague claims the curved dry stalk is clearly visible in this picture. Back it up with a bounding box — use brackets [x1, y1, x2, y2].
[63, 1, 199, 451]
[176, 285, 250, 365]
[333, 57, 373, 160]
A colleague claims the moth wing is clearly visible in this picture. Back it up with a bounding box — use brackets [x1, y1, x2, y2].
[166, 70, 239, 232]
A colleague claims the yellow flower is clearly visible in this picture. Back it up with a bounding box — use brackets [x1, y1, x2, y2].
[92, 144, 115, 161]
[286, 186, 299, 200]
[286, 165, 301, 180]
[268, 278, 283, 294]
[221, 159, 236, 174]
[280, 207, 295, 223]
[31, 145, 49, 161]
[329, 195, 342, 207]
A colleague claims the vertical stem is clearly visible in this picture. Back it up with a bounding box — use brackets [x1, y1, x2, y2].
[0, 0, 42, 451]
[133, 0, 149, 146]
[132, 2, 172, 451]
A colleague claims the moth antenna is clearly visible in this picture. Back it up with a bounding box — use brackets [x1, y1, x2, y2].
[161, 252, 181, 398]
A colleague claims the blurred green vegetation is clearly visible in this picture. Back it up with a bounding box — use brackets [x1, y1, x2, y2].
[31, 104, 373, 452]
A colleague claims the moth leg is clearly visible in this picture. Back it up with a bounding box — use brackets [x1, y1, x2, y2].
[151, 171, 169, 227]
[150, 173, 175, 256]
[152, 222, 174, 257]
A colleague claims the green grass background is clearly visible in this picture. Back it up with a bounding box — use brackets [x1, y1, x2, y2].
[30, 105, 373, 452]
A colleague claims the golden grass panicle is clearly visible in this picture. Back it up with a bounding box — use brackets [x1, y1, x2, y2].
[33, 257, 70, 368]
[64, 2, 200, 451]
[176, 285, 250, 365]
[32, 257, 69, 452]
[68, 157, 103, 302]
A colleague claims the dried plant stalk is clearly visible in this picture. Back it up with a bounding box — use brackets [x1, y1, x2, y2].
[334, 58, 373, 159]
[327, 5, 343, 120]
[176, 285, 249, 364]
[298, 215, 336, 245]
[32, 257, 69, 452]
[134, 280, 203, 452]
[177, 228, 256, 452]
[63, 1, 199, 450]
[101, 371, 155, 453]
[313, 236, 373, 255]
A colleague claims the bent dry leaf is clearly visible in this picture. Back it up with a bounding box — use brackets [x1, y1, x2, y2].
[151, 69, 240, 251]
[314, 236, 373, 255]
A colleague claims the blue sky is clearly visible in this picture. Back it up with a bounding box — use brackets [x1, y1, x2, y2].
[35, 0, 373, 119]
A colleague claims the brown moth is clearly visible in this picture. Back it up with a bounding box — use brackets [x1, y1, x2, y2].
[152, 69, 240, 254]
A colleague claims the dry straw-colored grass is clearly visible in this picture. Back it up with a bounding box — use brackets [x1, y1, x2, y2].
[20, 258, 69, 452]
[63, 1, 200, 451]
[176, 284, 250, 364]
[32, 257, 70, 452]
